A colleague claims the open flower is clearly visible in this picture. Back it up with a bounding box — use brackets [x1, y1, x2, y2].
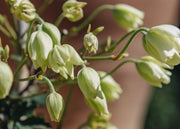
[11, 0, 36, 22]
[135, 56, 172, 88]
[46, 92, 64, 122]
[143, 24, 180, 67]
[48, 44, 84, 79]
[112, 4, 144, 31]
[62, 0, 87, 22]
[0, 61, 13, 99]
[28, 30, 53, 72]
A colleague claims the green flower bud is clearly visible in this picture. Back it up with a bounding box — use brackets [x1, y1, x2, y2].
[84, 32, 98, 53]
[28, 30, 53, 72]
[136, 56, 171, 88]
[11, 0, 36, 22]
[48, 44, 84, 79]
[112, 4, 144, 31]
[42, 22, 61, 46]
[46, 92, 64, 122]
[143, 24, 180, 67]
[98, 71, 122, 102]
[85, 90, 109, 116]
[62, 0, 87, 22]
[77, 67, 103, 99]
[0, 61, 13, 99]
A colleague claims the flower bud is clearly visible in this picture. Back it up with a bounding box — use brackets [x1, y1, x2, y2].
[11, 0, 36, 22]
[0, 61, 13, 99]
[77, 67, 103, 99]
[84, 32, 98, 53]
[42, 22, 61, 46]
[62, 0, 87, 22]
[48, 44, 84, 79]
[85, 90, 109, 116]
[46, 92, 64, 122]
[112, 4, 144, 31]
[98, 71, 122, 102]
[136, 56, 172, 88]
[28, 30, 53, 72]
[143, 24, 180, 67]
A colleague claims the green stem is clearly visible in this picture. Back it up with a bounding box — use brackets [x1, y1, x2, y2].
[15, 75, 37, 82]
[57, 84, 75, 129]
[14, 56, 27, 78]
[37, 0, 51, 14]
[42, 76, 55, 93]
[0, 25, 11, 38]
[102, 59, 137, 79]
[55, 13, 64, 27]
[62, 4, 114, 41]
[83, 55, 113, 61]
[114, 28, 149, 60]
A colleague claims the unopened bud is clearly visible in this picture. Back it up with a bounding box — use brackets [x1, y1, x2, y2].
[84, 32, 98, 53]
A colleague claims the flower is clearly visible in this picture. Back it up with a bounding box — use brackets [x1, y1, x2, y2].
[48, 44, 84, 79]
[135, 56, 172, 88]
[11, 0, 36, 22]
[84, 32, 98, 53]
[143, 24, 180, 67]
[84, 89, 109, 116]
[42, 22, 61, 46]
[46, 92, 64, 122]
[62, 0, 87, 22]
[98, 71, 122, 102]
[0, 61, 13, 99]
[112, 4, 144, 31]
[77, 67, 104, 99]
[28, 30, 53, 72]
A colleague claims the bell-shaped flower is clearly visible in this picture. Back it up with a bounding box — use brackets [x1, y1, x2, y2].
[98, 71, 122, 102]
[77, 67, 104, 99]
[84, 89, 109, 116]
[62, 0, 87, 22]
[42, 22, 61, 46]
[143, 24, 180, 67]
[84, 32, 98, 53]
[46, 92, 64, 122]
[0, 61, 13, 99]
[11, 0, 36, 22]
[112, 4, 144, 31]
[135, 56, 172, 88]
[28, 30, 53, 72]
[48, 44, 84, 79]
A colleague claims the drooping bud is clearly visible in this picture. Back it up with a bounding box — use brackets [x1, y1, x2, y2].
[28, 30, 53, 72]
[62, 0, 87, 22]
[48, 44, 84, 79]
[85, 89, 109, 116]
[77, 67, 103, 99]
[42, 22, 61, 46]
[136, 56, 172, 88]
[0, 61, 13, 99]
[11, 0, 36, 22]
[98, 71, 122, 102]
[84, 32, 98, 53]
[143, 24, 180, 67]
[46, 92, 64, 122]
[112, 4, 144, 31]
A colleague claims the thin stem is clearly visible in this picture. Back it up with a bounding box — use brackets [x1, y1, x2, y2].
[55, 13, 64, 27]
[0, 25, 11, 38]
[114, 28, 149, 60]
[15, 75, 37, 82]
[57, 84, 75, 129]
[37, 0, 52, 14]
[102, 59, 137, 79]
[83, 55, 113, 61]
[14, 56, 27, 78]
[42, 76, 55, 93]
[62, 4, 114, 41]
